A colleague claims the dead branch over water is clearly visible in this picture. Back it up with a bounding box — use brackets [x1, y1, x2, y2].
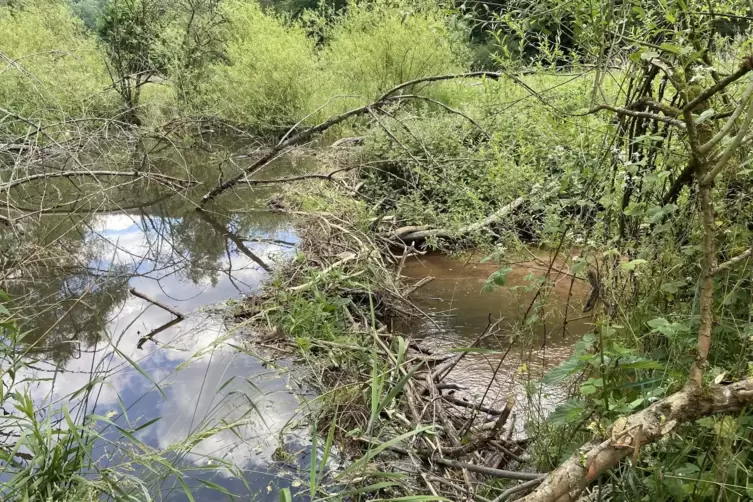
[197, 72, 516, 206]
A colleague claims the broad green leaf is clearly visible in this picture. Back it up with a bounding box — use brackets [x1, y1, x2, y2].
[548, 399, 586, 426]
[279, 488, 292, 502]
[621, 259, 648, 271]
[543, 356, 584, 384]
[580, 383, 597, 395]
[660, 280, 687, 294]
[647, 318, 689, 337]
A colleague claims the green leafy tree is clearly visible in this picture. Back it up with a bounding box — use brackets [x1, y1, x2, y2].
[98, 0, 171, 124]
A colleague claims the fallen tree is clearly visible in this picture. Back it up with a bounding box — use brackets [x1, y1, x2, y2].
[520, 378, 753, 502]
[394, 197, 525, 242]
[197, 71, 520, 207]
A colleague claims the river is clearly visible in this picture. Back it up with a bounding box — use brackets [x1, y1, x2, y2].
[1, 135, 591, 500]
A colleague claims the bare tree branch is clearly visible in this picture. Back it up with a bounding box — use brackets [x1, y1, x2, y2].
[584, 104, 686, 127]
[712, 246, 753, 275]
[197, 72, 523, 206]
[0, 170, 197, 192]
[683, 61, 753, 113]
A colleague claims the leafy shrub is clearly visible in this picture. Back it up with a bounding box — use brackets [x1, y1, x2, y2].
[0, 0, 116, 136]
[358, 75, 605, 241]
[318, 0, 472, 107]
[196, 0, 321, 134]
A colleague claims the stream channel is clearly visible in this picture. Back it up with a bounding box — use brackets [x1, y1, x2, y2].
[4, 136, 592, 500]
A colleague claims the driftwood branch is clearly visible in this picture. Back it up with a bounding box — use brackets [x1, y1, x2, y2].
[398, 197, 525, 242]
[521, 378, 753, 502]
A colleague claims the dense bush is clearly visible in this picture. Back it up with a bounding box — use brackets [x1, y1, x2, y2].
[319, 0, 472, 105]
[195, 0, 321, 133]
[0, 0, 115, 136]
[358, 74, 603, 239]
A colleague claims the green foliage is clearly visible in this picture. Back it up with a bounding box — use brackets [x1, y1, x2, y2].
[0, 0, 115, 136]
[196, 0, 320, 133]
[357, 74, 603, 241]
[67, 0, 109, 29]
[319, 0, 471, 104]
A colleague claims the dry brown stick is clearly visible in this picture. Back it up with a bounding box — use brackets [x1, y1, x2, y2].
[441, 394, 506, 416]
[129, 288, 185, 319]
[136, 317, 183, 350]
[361, 440, 544, 481]
[402, 276, 435, 296]
[425, 372, 475, 497]
[426, 373, 463, 448]
[418, 397, 515, 459]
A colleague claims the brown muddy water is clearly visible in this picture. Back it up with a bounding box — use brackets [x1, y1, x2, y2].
[2, 136, 590, 499]
[399, 253, 593, 430]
